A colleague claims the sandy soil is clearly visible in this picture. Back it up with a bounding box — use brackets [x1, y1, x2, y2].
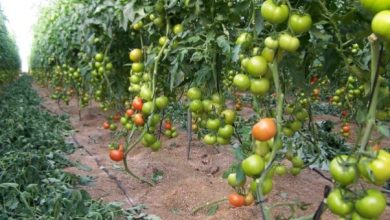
[33, 83, 390, 220]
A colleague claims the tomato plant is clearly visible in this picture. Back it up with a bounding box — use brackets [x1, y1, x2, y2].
[29, 0, 390, 219]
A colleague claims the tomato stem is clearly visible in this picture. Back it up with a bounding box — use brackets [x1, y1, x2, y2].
[190, 197, 227, 215]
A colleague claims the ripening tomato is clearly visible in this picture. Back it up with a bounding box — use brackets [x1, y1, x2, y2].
[252, 118, 277, 141]
[129, 48, 143, 62]
[132, 97, 143, 111]
[288, 13, 312, 34]
[228, 193, 245, 207]
[109, 149, 124, 161]
[126, 109, 134, 117]
[133, 113, 144, 126]
[261, 0, 289, 24]
[371, 10, 390, 41]
[244, 192, 255, 206]
[103, 121, 110, 129]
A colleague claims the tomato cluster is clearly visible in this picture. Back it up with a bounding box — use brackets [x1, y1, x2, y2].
[163, 120, 178, 138]
[187, 87, 236, 146]
[326, 150, 390, 219]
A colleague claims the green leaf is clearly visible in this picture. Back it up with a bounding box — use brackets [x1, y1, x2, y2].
[377, 124, 390, 137]
[216, 35, 230, 54]
[356, 109, 366, 124]
[207, 204, 218, 216]
[0, 183, 19, 188]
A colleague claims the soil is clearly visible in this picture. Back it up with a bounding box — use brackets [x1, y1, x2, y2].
[33, 83, 390, 220]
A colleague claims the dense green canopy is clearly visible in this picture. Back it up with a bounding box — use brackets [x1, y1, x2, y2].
[0, 4, 20, 85]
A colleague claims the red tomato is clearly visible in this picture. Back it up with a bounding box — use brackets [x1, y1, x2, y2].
[103, 121, 110, 129]
[228, 193, 245, 207]
[165, 122, 172, 130]
[109, 149, 124, 161]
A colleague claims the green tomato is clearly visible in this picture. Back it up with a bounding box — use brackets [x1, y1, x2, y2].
[250, 178, 273, 195]
[173, 24, 184, 35]
[132, 63, 144, 73]
[329, 155, 357, 186]
[261, 47, 275, 63]
[326, 188, 353, 216]
[261, 0, 289, 24]
[372, 10, 390, 41]
[290, 167, 301, 176]
[250, 78, 270, 96]
[254, 141, 270, 157]
[142, 101, 153, 115]
[227, 173, 246, 187]
[158, 36, 168, 46]
[291, 156, 304, 168]
[290, 120, 302, 131]
[241, 154, 265, 177]
[206, 118, 221, 131]
[275, 165, 287, 176]
[246, 56, 268, 77]
[143, 133, 157, 145]
[140, 86, 153, 101]
[150, 140, 161, 151]
[288, 13, 312, 34]
[187, 87, 202, 100]
[221, 109, 236, 125]
[279, 33, 300, 52]
[264, 36, 278, 49]
[120, 117, 128, 125]
[156, 96, 169, 109]
[361, 0, 390, 13]
[233, 74, 251, 90]
[95, 53, 104, 62]
[217, 136, 230, 145]
[355, 189, 386, 218]
[217, 124, 234, 139]
[235, 32, 253, 49]
[203, 134, 217, 145]
[189, 100, 203, 113]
